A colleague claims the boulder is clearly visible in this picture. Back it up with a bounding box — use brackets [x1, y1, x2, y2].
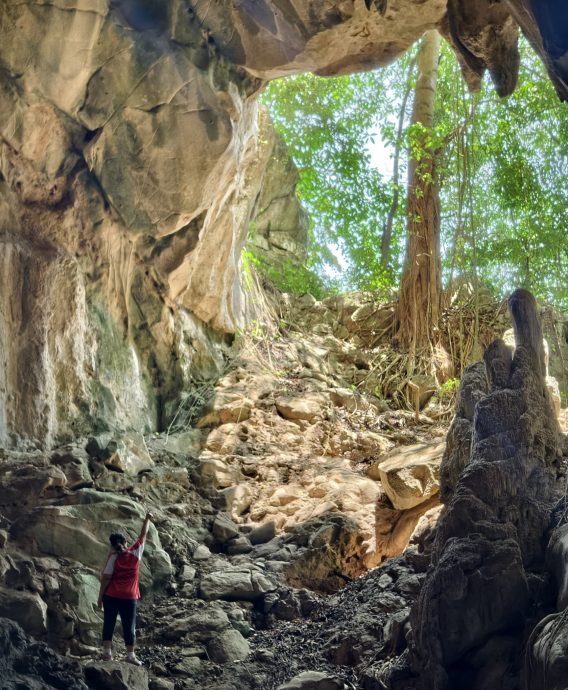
[104, 433, 155, 476]
[284, 514, 367, 593]
[162, 605, 230, 642]
[199, 455, 242, 489]
[10, 490, 172, 588]
[220, 483, 253, 518]
[212, 513, 240, 543]
[84, 662, 149, 690]
[149, 680, 175, 690]
[206, 628, 250, 663]
[227, 536, 253, 555]
[276, 396, 324, 422]
[376, 441, 444, 510]
[155, 430, 203, 456]
[0, 588, 47, 637]
[196, 395, 253, 428]
[179, 565, 197, 582]
[192, 545, 212, 561]
[277, 671, 343, 690]
[199, 567, 277, 601]
[249, 521, 277, 546]
[50, 447, 93, 490]
[63, 573, 102, 646]
[0, 617, 88, 689]
[0, 464, 67, 518]
[329, 387, 370, 412]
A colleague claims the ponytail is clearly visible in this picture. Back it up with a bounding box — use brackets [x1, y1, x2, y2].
[109, 532, 127, 553]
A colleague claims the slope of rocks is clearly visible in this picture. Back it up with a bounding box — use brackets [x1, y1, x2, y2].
[1, 288, 568, 690]
[0, 290, 451, 690]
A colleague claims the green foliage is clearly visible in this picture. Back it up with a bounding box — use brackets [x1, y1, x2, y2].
[263, 38, 568, 307]
[437, 41, 568, 306]
[262, 62, 414, 291]
[438, 377, 460, 397]
[242, 247, 333, 300]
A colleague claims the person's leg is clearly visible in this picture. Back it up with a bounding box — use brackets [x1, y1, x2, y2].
[102, 595, 119, 660]
[118, 599, 140, 664]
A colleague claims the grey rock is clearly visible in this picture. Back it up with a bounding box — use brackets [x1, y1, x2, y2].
[0, 617, 87, 689]
[84, 662, 149, 690]
[251, 538, 283, 558]
[0, 588, 47, 637]
[104, 433, 155, 476]
[277, 671, 343, 690]
[179, 565, 197, 582]
[162, 604, 230, 643]
[173, 657, 201, 675]
[248, 521, 277, 545]
[206, 628, 250, 663]
[149, 680, 176, 690]
[192, 545, 212, 561]
[199, 567, 277, 601]
[212, 513, 240, 543]
[227, 536, 253, 555]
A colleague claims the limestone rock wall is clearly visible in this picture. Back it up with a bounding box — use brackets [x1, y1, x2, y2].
[402, 290, 562, 690]
[248, 109, 309, 266]
[0, 0, 259, 447]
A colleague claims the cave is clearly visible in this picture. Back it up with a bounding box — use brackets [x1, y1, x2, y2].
[0, 2, 567, 689]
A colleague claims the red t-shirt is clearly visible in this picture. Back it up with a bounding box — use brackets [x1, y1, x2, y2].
[102, 538, 145, 600]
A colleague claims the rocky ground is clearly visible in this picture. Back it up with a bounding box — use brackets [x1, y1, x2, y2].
[0, 290, 566, 690]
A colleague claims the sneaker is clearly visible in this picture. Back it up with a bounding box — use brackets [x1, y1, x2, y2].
[126, 653, 142, 666]
[102, 649, 113, 661]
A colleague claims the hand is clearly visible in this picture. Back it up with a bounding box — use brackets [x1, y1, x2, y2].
[97, 598, 103, 610]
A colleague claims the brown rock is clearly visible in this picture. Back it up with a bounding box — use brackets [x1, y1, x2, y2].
[276, 396, 324, 422]
[377, 441, 444, 510]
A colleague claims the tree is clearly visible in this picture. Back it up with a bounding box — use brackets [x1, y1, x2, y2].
[263, 36, 568, 315]
[394, 30, 442, 358]
[262, 62, 412, 291]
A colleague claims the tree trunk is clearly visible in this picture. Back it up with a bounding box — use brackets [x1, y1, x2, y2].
[380, 55, 416, 267]
[395, 30, 442, 357]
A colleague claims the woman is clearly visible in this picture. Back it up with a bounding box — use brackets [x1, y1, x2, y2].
[97, 512, 153, 665]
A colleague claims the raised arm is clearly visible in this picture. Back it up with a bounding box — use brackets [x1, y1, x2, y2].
[138, 512, 154, 543]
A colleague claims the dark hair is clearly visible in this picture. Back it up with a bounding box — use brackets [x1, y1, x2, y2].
[109, 533, 127, 552]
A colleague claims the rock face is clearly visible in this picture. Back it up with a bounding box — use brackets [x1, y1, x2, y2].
[439, 361, 488, 503]
[0, 617, 87, 690]
[398, 289, 562, 690]
[506, 0, 568, 100]
[0, 0, 560, 448]
[247, 109, 309, 267]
